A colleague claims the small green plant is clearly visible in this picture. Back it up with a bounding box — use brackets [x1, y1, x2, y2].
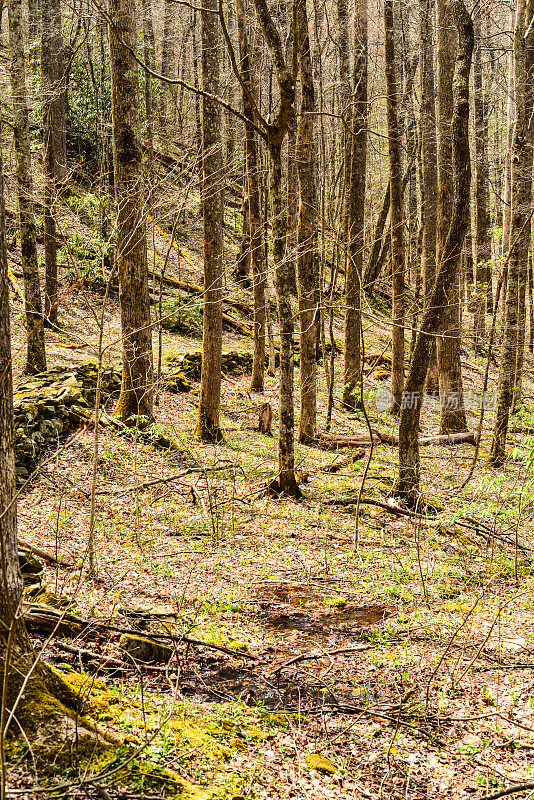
[61, 231, 113, 291]
[160, 294, 203, 337]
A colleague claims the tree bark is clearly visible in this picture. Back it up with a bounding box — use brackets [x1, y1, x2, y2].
[384, 0, 404, 412]
[252, 0, 300, 496]
[159, 0, 178, 137]
[141, 0, 156, 181]
[396, 0, 473, 503]
[109, 0, 154, 423]
[41, 0, 67, 326]
[236, 0, 266, 392]
[435, 0, 467, 433]
[195, 0, 224, 441]
[490, 0, 534, 465]
[296, 0, 319, 443]
[342, 0, 367, 410]
[7, 0, 47, 375]
[419, 0, 439, 392]
[473, 8, 492, 345]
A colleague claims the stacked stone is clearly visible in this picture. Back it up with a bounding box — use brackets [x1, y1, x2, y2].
[166, 350, 255, 381]
[14, 363, 121, 483]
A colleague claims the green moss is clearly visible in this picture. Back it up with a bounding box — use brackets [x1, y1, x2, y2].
[4, 660, 118, 770]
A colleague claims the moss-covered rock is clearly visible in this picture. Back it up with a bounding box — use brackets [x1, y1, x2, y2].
[119, 633, 173, 664]
[305, 753, 338, 775]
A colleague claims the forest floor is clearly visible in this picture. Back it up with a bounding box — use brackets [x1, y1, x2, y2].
[6, 176, 534, 800]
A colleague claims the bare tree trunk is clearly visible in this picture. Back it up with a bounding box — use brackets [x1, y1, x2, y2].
[7, 0, 47, 374]
[529, 251, 534, 353]
[342, 0, 367, 409]
[252, 0, 299, 496]
[286, 117, 299, 296]
[490, 0, 534, 465]
[419, 0, 439, 391]
[296, 0, 319, 443]
[502, 5, 516, 257]
[236, 0, 265, 391]
[195, 0, 224, 441]
[41, 0, 66, 326]
[141, 0, 156, 181]
[0, 119, 26, 656]
[473, 9, 492, 344]
[109, 0, 154, 423]
[436, 0, 467, 433]
[384, 0, 404, 411]
[396, 0, 473, 503]
[160, 0, 177, 138]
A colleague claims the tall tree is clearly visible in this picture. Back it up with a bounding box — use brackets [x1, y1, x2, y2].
[253, 0, 300, 495]
[384, 0, 404, 411]
[296, 0, 319, 444]
[419, 0, 439, 391]
[41, 0, 67, 326]
[396, 0, 473, 503]
[0, 119, 102, 777]
[7, 0, 47, 374]
[436, 0, 468, 433]
[196, 0, 224, 441]
[141, 0, 157, 179]
[109, 0, 154, 423]
[236, 0, 266, 392]
[473, 8, 492, 345]
[490, 0, 534, 465]
[342, 0, 368, 409]
[160, 0, 178, 136]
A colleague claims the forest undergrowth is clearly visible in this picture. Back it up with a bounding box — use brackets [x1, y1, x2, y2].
[5, 179, 534, 800]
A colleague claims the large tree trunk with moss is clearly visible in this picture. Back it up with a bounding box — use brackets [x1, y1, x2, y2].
[342, 0, 367, 410]
[109, 0, 154, 423]
[236, 0, 265, 392]
[196, 0, 224, 441]
[473, 8, 492, 346]
[296, 0, 319, 444]
[396, 0, 473, 504]
[0, 125, 106, 773]
[7, 0, 47, 375]
[490, 0, 534, 465]
[419, 0, 439, 392]
[41, 0, 67, 326]
[384, 0, 404, 412]
[435, 0, 467, 433]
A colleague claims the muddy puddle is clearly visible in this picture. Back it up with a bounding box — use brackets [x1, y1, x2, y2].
[253, 582, 395, 636]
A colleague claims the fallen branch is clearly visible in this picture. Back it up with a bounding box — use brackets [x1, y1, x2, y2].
[18, 539, 73, 568]
[320, 452, 366, 472]
[269, 645, 372, 675]
[148, 270, 253, 317]
[322, 702, 445, 746]
[479, 782, 534, 800]
[52, 639, 125, 668]
[22, 604, 259, 661]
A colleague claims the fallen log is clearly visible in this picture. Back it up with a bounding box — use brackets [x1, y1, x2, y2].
[22, 604, 258, 660]
[23, 602, 85, 635]
[309, 429, 477, 450]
